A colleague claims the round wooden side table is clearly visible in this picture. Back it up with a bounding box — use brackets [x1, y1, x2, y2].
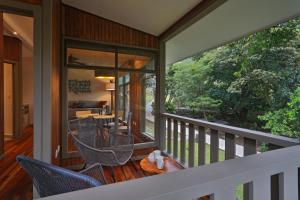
[140, 157, 181, 174]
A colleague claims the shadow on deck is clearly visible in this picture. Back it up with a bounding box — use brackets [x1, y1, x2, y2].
[0, 128, 208, 200]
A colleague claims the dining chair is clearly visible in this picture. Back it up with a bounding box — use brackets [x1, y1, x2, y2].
[68, 113, 134, 167]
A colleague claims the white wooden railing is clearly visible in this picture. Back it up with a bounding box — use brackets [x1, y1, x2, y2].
[41, 145, 300, 200]
[161, 113, 299, 200]
[162, 113, 299, 165]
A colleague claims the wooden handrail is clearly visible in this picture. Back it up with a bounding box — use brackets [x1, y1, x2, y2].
[40, 145, 300, 200]
[162, 113, 299, 147]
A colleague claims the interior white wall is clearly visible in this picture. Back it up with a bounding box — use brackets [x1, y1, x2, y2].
[166, 0, 300, 65]
[3, 63, 13, 136]
[22, 57, 34, 126]
[67, 69, 112, 106]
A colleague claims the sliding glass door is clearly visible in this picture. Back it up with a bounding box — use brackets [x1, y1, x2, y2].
[62, 40, 158, 158]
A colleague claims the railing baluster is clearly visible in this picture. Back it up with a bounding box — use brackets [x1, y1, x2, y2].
[161, 113, 299, 200]
[253, 176, 271, 200]
[213, 186, 236, 200]
[225, 132, 235, 160]
[167, 118, 172, 154]
[210, 129, 219, 163]
[281, 167, 299, 200]
[198, 126, 206, 166]
[269, 143, 282, 200]
[188, 124, 195, 167]
[278, 173, 284, 200]
[159, 114, 166, 151]
[298, 168, 300, 200]
[271, 174, 280, 200]
[180, 121, 186, 165]
[244, 138, 257, 156]
[244, 138, 257, 200]
[161, 113, 299, 148]
[173, 120, 178, 159]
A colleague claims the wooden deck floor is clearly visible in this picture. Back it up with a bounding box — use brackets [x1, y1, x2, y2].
[0, 127, 208, 200]
[0, 127, 160, 200]
[102, 159, 183, 184]
[0, 126, 33, 200]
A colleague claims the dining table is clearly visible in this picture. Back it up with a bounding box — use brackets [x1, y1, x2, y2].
[76, 113, 115, 119]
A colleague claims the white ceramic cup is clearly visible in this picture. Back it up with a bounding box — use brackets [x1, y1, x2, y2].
[148, 152, 155, 162]
[156, 156, 164, 169]
[153, 150, 161, 160]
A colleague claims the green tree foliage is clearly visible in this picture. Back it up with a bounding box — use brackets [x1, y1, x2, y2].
[166, 17, 300, 138]
[166, 55, 221, 115]
[259, 87, 300, 138]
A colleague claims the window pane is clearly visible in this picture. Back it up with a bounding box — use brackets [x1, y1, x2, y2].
[118, 51, 156, 70]
[67, 68, 115, 152]
[67, 48, 115, 68]
[145, 74, 156, 137]
[117, 71, 156, 144]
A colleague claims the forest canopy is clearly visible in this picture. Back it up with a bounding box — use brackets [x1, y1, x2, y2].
[166, 17, 300, 138]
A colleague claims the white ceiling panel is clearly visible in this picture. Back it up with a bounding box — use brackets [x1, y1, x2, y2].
[3, 13, 33, 58]
[166, 0, 300, 65]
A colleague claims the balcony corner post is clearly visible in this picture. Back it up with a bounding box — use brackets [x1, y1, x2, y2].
[157, 40, 166, 151]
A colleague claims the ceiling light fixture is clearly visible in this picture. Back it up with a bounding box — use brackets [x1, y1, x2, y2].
[13, 31, 18, 35]
[94, 70, 115, 79]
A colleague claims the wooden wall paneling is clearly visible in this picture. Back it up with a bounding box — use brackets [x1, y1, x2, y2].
[15, 0, 42, 5]
[0, 12, 4, 158]
[130, 73, 141, 138]
[62, 5, 159, 49]
[3, 36, 22, 61]
[51, 0, 61, 165]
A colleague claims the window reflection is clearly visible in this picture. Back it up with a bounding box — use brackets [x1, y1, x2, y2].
[118, 52, 155, 70]
[67, 48, 115, 67]
[67, 68, 116, 152]
[118, 72, 156, 143]
[64, 45, 157, 156]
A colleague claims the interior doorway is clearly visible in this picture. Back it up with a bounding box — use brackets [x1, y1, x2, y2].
[0, 11, 35, 199]
[1, 13, 34, 142]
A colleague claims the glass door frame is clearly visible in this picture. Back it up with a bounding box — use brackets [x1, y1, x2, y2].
[61, 38, 159, 159]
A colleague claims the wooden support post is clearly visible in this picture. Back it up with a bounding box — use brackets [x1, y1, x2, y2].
[210, 129, 219, 163]
[180, 121, 186, 165]
[244, 138, 257, 156]
[188, 124, 195, 167]
[173, 120, 178, 159]
[268, 144, 282, 200]
[167, 118, 172, 154]
[225, 132, 235, 160]
[198, 126, 206, 166]
[158, 41, 166, 151]
[244, 138, 257, 200]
